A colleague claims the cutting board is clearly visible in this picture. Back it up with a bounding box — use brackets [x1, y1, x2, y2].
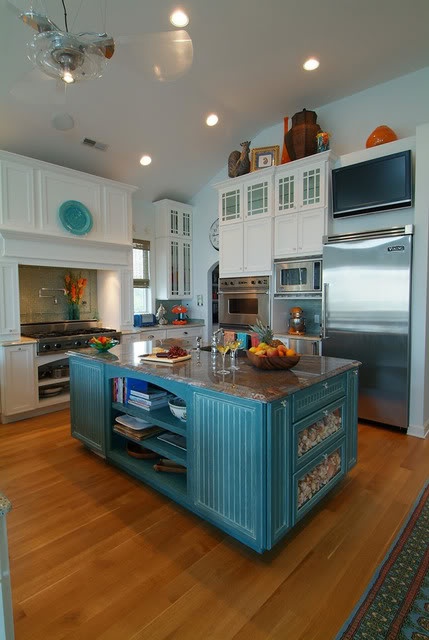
[139, 354, 192, 365]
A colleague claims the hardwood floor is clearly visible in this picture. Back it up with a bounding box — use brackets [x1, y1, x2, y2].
[1, 410, 427, 640]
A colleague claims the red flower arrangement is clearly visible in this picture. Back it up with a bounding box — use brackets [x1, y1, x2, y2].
[64, 273, 87, 304]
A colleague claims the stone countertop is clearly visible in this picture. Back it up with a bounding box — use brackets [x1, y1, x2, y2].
[0, 336, 37, 347]
[0, 494, 12, 517]
[68, 343, 360, 402]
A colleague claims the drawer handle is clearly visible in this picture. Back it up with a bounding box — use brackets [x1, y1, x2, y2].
[323, 382, 329, 389]
[183, 331, 188, 335]
[323, 410, 328, 417]
[353, 370, 358, 376]
[147, 335, 155, 339]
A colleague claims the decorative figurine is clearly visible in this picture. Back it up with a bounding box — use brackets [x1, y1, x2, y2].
[228, 140, 251, 178]
[156, 303, 168, 325]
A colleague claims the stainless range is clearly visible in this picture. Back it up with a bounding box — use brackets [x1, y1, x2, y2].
[21, 320, 121, 354]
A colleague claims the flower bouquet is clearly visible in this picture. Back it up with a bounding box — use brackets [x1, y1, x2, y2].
[64, 272, 87, 319]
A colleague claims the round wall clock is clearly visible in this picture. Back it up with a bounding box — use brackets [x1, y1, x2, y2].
[209, 218, 219, 251]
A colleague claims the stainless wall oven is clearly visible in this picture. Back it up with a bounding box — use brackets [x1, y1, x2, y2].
[218, 276, 270, 329]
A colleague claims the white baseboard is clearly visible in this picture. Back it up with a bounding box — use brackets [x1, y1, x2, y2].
[407, 420, 429, 439]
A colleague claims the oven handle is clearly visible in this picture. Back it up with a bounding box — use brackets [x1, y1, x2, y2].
[218, 290, 269, 295]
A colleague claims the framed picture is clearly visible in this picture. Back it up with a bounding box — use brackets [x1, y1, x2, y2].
[250, 145, 280, 171]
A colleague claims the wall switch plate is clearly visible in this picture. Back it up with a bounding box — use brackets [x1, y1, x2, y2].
[314, 314, 320, 324]
[197, 294, 203, 306]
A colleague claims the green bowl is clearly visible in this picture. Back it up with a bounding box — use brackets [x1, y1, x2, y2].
[89, 339, 119, 352]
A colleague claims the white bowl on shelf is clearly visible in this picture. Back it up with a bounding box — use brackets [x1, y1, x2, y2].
[168, 397, 187, 421]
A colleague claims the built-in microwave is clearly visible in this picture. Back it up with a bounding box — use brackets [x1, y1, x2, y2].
[274, 258, 322, 295]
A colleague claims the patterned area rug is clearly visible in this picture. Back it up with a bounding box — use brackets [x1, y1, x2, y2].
[336, 481, 429, 639]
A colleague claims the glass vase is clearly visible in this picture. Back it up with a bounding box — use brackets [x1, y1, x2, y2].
[67, 303, 80, 320]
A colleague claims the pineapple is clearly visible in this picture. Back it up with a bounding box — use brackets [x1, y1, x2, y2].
[249, 319, 284, 348]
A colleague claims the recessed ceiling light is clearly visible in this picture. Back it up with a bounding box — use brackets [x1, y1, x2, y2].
[140, 155, 152, 166]
[206, 114, 219, 127]
[170, 9, 189, 28]
[303, 58, 320, 71]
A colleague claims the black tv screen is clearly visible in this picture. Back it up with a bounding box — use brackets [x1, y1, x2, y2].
[332, 150, 412, 218]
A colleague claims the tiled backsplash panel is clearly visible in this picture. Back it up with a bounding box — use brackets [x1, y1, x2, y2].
[19, 266, 98, 323]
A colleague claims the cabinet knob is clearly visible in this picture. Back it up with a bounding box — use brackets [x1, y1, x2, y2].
[323, 382, 329, 389]
[183, 331, 188, 335]
[281, 400, 288, 407]
[147, 335, 154, 339]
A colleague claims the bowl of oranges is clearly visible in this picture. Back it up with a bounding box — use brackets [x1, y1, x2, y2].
[88, 336, 119, 352]
[246, 342, 300, 370]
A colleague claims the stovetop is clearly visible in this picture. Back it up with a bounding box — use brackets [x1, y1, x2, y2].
[21, 321, 121, 353]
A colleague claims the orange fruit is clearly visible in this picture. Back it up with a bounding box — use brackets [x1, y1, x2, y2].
[286, 348, 296, 356]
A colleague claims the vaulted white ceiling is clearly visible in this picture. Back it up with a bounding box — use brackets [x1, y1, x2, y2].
[0, 0, 428, 204]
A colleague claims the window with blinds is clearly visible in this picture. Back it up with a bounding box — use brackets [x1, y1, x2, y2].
[133, 239, 151, 313]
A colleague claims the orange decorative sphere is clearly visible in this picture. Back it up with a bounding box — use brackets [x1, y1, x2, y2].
[366, 125, 398, 148]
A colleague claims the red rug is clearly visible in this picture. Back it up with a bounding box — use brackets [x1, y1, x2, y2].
[336, 481, 429, 639]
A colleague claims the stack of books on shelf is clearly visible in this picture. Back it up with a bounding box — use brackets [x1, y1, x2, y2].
[113, 414, 164, 441]
[127, 387, 173, 411]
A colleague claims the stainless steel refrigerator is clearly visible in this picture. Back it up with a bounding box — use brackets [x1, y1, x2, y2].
[322, 226, 413, 429]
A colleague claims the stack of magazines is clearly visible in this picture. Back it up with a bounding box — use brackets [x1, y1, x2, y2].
[113, 414, 164, 441]
[127, 386, 173, 411]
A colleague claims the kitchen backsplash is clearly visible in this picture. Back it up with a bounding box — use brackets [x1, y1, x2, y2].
[273, 298, 322, 336]
[19, 266, 98, 323]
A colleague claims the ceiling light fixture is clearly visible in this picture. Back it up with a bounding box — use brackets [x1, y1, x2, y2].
[13, 2, 115, 84]
[206, 114, 219, 127]
[303, 57, 320, 71]
[140, 155, 152, 166]
[170, 9, 189, 28]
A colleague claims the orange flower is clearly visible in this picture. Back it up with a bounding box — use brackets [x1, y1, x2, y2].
[64, 273, 87, 304]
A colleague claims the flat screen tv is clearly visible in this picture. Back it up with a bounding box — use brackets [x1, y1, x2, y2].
[332, 149, 412, 219]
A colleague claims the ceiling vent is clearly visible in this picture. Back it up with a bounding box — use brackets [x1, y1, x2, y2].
[82, 137, 109, 151]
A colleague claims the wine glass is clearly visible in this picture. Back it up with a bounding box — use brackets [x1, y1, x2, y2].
[216, 343, 230, 374]
[226, 339, 242, 370]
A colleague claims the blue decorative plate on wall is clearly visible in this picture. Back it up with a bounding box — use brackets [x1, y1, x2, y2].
[58, 200, 93, 235]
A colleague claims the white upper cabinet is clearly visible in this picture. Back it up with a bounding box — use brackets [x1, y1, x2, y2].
[218, 167, 274, 225]
[154, 199, 193, 299]
[274, 157, 328, 214]
[155, 199, 192, 239]
[216, 168, 274, 276]
[273, 151, 336, 258]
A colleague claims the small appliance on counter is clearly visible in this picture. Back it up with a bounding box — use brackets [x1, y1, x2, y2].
[288, 307, 306, 335]
[171, 305, 188, 325]
[133, 313, 157, 327]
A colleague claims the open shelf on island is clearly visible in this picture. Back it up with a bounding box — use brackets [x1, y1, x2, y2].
[107, 447, 188, 503]
[111, 401, 187, 437]
[112, 428, 187, 467]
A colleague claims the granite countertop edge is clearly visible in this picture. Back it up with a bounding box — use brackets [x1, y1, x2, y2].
[0, 494, 12, 516]
[69, 347, 360, 403]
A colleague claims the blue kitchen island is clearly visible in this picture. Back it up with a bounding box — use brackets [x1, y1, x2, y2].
[69, 344, 360, 553]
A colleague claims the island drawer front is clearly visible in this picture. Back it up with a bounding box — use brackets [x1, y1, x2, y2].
[292, 374, 347, 422]
[292, 398, 346, 471]
[292, 437, 346, 524]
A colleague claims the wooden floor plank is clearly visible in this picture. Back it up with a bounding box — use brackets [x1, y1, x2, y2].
[1, 411, 427, 639]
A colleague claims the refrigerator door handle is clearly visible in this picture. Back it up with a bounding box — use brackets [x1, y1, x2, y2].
[322, 283, 328, 339]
